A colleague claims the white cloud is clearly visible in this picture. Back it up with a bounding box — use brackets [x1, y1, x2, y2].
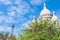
[20, 21, 31, 29]
[7, 11, 16, 17]
[6, 27, 11, 32]
[0, 15, 16, 24]
[7, 0, 32, 15]
[0, 26, 5, 31]
[7, 6, 17, 11]
[0, 16, 4, 22]
[6, 0, 32, 24]
[30, 0, 45, 6]
[0, 25, 11, 32]
[4, 17, 16, 23]
[16, 6, 29, 15]
[0, 0, 12, 5]
[14, 0, 23, 5]
[7, 5, 30, 15]
[0, 0, 34, 31]
[0, 15, 27, 25]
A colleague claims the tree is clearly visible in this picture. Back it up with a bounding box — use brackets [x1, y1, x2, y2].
[17, 18, 60, 40]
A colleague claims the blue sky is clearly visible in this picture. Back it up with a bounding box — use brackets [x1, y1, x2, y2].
[0, 0, 60, 36]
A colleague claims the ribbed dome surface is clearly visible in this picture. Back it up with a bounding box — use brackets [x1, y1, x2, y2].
[40, 8, 51, 16]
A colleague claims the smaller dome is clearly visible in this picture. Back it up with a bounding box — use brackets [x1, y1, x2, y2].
[40, 3, 51, 16]
[51, 11, 58, 21]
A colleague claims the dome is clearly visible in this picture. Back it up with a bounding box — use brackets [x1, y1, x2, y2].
[40, 3, 51, 16]
[51, 15, 58, 21]
[51, 11, 58, 21]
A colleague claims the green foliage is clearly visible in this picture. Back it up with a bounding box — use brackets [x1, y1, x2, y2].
[18, 18, 60, 40]
[11, 36, 16, 40]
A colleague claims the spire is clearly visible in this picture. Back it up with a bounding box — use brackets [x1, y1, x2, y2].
[44, 3, 46, 9]
[53, 11, 55, 16]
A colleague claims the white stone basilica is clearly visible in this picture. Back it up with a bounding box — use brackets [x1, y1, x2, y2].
[32, 3, 60, 26]
[39, 3, 58, 21]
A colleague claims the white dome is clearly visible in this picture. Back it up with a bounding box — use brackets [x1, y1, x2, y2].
[51, 11, 58, 21]
[40, 8, 51, 16]
[51, 15, 58, 21]
[40, 3, 51, 16]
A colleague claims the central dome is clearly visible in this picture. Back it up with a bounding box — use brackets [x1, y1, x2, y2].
[40, 3, 51, 16]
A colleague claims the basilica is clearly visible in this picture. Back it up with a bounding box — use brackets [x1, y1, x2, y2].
[33, 3, 60, 26]
[39, 3, 58, 21]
